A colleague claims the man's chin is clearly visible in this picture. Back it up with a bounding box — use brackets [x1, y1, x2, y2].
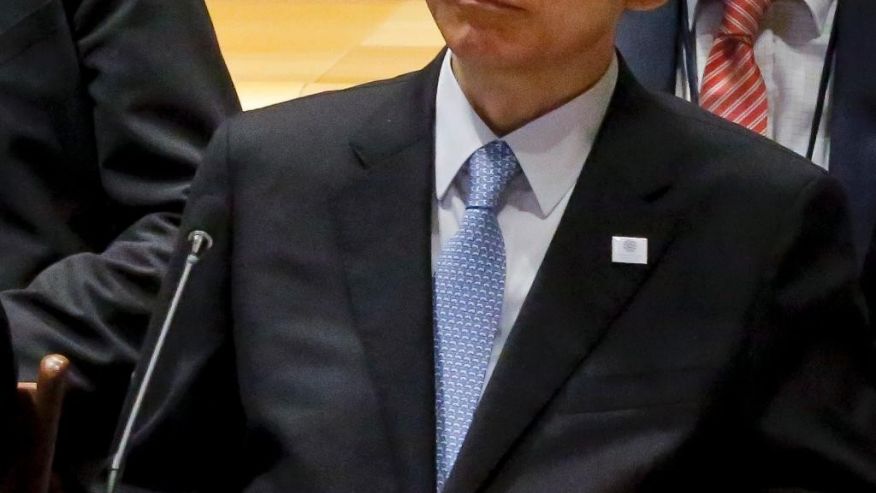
[448, 37, 536, 73]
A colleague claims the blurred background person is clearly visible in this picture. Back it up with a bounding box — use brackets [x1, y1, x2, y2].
[617, 0, 876, 273]
[0, 0, 238, 487]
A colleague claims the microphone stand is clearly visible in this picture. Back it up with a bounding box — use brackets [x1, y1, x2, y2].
[106, 231, 213, 493]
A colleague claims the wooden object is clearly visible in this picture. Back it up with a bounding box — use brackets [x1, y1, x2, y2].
[3, 355, 70, 493]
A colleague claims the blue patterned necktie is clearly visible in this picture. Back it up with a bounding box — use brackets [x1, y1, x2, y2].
[434, 140, 521, 490]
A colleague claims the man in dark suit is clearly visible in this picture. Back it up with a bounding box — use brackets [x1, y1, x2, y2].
[615, 0, 876, 266]
[117, 0, 876, 491]
[0, 0, 239, 486]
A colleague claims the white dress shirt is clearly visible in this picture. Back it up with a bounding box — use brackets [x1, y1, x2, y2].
[677, 0, 836, 169]
[432, 52, 619, 386]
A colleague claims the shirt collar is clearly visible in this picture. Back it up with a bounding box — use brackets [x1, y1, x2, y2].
[686, 0, 834, 32]
[434, 51, 618, 217]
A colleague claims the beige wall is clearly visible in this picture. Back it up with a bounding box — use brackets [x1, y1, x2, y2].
[205, 0, 444, 110]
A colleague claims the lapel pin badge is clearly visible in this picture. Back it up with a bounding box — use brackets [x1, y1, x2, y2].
[612, 236, 648, 265]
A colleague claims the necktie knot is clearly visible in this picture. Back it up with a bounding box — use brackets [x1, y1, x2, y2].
[701, 0, 771, 134]
[719, 0, 773, 38]
[466, 140, 521, 210]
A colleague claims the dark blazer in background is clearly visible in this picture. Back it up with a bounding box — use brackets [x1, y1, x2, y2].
[616, 0, 876, 266]
[0, 0, 239, 486]
[115, 54, 876, 492]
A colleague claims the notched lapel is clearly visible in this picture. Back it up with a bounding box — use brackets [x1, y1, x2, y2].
[332, 53, 444, 492]
[444, 66, 687, 492]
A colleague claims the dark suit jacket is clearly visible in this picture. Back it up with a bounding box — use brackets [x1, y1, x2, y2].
[0, 0, 239, 486]
[119, 55, 876, 492]
[616, 0, 876, 267]
[0, 305, 13, 484]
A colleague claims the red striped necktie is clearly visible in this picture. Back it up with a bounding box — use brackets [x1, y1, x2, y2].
[700, 0, 773, 134]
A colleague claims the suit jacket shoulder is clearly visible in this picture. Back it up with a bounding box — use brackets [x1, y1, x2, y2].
[221, 66, 437, 203]
[229, 69, 425, 158]
[603, 73, 832, 221]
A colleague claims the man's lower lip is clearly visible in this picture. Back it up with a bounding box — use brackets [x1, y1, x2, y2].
[457, 0, 522, 11]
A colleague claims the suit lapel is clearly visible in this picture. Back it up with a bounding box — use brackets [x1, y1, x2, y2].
[444, 65, 687, 493]
[332, 54, 444, 492]
[828, 0, 876, 262]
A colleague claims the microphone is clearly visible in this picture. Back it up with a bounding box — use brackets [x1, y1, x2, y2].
[106, 228, 214, 493]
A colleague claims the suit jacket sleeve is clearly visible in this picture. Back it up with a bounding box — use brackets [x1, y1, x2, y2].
[0, 0, 239, 477]
[639, 173, 876, 492]
[755, 175, 876, 490]
[116, 123, 246, 493]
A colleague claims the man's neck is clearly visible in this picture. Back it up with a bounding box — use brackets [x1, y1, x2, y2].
[451, 45, 615, 137]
